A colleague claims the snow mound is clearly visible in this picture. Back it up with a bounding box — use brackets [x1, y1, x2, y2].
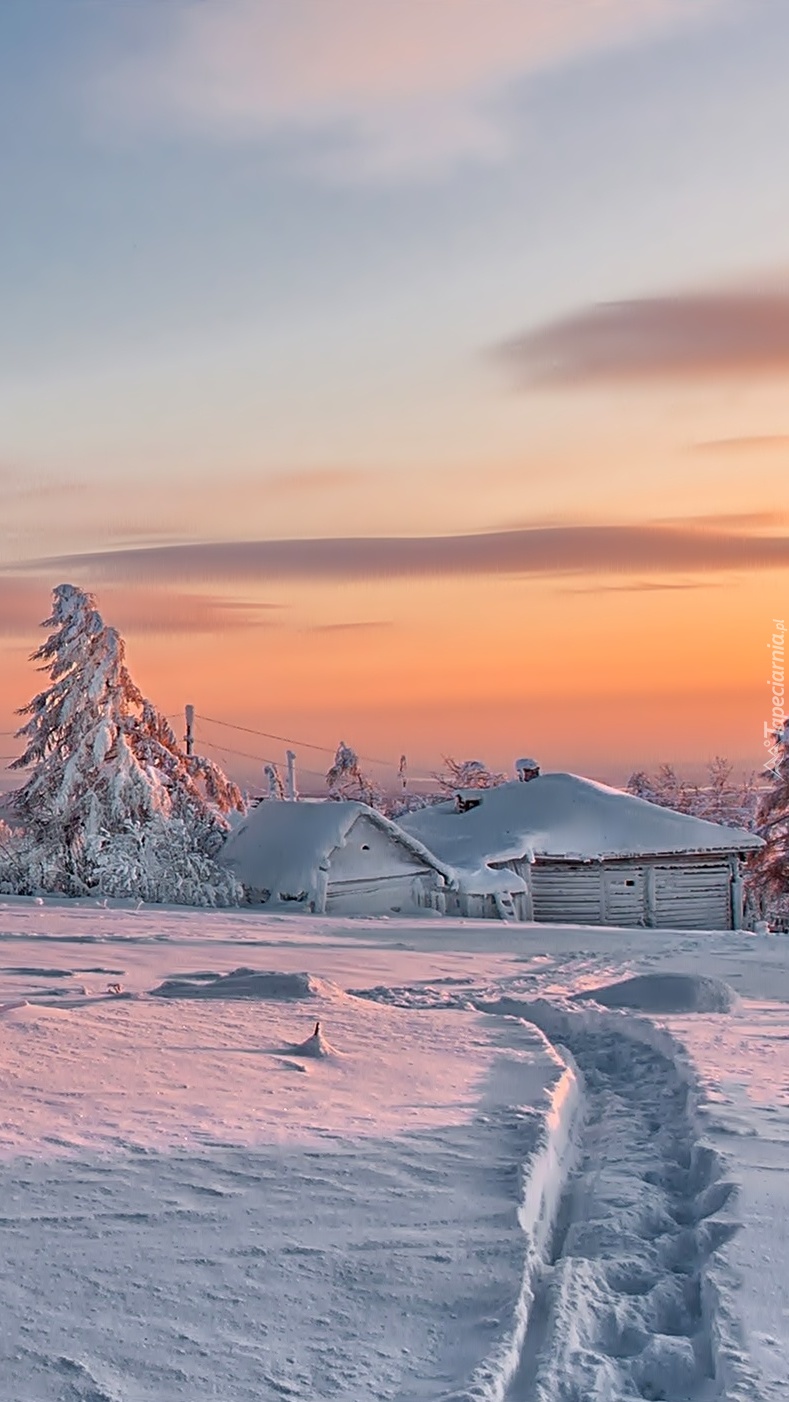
[286, 1021, 338, 1059]
[573, 972, 737, 1014]
[150, 968, 339, 1001]
[0, 1000, 71, 1021]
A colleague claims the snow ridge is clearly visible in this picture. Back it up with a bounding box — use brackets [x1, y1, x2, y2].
[456, 1046, 583, 1402]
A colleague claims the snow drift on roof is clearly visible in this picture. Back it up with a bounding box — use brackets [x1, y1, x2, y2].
[400, 773, 762, 888]
[218, 799, 453, 907]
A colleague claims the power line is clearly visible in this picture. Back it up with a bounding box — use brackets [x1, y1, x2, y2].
[199, 738, 279, 766]
[195, 713, 394, 769]
[196, 734, 326, 782]
[197, 714, 334, 753]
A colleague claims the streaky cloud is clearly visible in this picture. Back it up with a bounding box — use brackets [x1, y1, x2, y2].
[305, 620, 395, 634]
[19, 518, 789, 587]
[690, 434, 789, 454]
[557, 580, 726, 595]
[497, 288, 789, 385]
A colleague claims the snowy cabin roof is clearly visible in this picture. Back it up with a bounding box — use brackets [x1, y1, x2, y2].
[400, 773, 762, 889]
[219, 799, 455, 906]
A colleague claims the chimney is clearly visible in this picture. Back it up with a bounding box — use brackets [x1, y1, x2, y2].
[515, 757, 540, 782]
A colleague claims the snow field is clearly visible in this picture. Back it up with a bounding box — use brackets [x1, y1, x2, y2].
[0, 903, 788, 1400]
[0, 1118, 568, 1402]
[0, 924, 581, 1400]
[0, 978, 507, 1155]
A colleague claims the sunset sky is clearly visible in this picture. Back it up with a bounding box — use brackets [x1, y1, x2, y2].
[2, 0, 788, 793]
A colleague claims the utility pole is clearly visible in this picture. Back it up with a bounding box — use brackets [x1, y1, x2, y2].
[286, 750, 298, 801]
[184, 704, 194, 757]
[399, 754, 407, 793]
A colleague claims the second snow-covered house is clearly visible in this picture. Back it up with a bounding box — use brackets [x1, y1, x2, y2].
[219, 799, 455, 916]
[400, 772, 762, 930]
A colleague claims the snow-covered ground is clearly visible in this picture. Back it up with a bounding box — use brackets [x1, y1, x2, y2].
[0, 899, 786, 1401]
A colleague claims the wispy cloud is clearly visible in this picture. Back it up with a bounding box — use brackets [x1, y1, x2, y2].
[95, 0, 722, 179]
[690, 434, 789, 454]
[18, 515, 789, 588]
[1, 479, 91, 506]
[656, 510, 788, 529]
[304, 620, 394, 634]
[0, 579, 280, 639]
[497, 287, 789, 386]
[557, 580, 726, 594]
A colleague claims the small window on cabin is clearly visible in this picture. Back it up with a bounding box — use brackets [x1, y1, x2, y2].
[625, 879, 635, 887]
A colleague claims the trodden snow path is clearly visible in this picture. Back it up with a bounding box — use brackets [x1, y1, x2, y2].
[490, 1003, 740, 1402]
[352, 978, 746, 1402]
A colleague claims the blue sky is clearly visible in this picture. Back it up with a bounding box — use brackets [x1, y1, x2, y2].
[2, 0, 788, 784]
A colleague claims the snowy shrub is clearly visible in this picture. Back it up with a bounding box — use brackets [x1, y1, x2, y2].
[383, 792, 434, 819]
[263, 763, 285, 800]
[325, 741, 383, 808]
[0, 822, 62, 897]
[85, 817, 243, 907]
[5, 584, 245, 903]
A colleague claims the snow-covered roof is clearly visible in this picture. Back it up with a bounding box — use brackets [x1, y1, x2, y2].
[219, 799, 454, 906]
[400, 773, 762, 892]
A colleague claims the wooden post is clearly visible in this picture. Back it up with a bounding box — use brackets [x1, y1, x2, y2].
[645, 865, 657, 927]
[184, 704, 194, 757]
[729, 853, 743, 930]
[286, 750, 297, 802]
[399, 754, 407, 793]
[522, 860, 534, 922]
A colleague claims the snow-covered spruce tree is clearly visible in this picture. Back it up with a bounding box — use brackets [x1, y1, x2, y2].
[8, 584, 244, 903]
[325, 741, 382, 808]
[750, 723, 789, 915]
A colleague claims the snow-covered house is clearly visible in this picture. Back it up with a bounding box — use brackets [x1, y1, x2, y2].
[219, 800, 454, 916]
[400, 773, 763, 929]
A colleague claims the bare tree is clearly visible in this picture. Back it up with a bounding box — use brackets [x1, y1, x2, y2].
[325, 741, 382, 808]
[626, 758, 759, 830]
[432, 756, 507, 794]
